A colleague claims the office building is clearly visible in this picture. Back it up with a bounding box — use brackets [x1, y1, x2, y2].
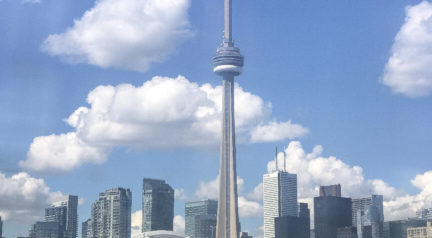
[211, 0, 245, 236]
[416, 209, 432, 220]
[82, 219, 92, 238]
[240, 232, 253, 238]
[185, 200, 218, 238]
[407, 221, 432, 238]
[142, 178, 174, 232]
[45, 195, 78, 238]
[314, 195, 352, 238]
[337, 227, 358, 238]
[91, 187, 132, 238]
[275, 215, 310, 238]
[352, 195, 384, 227]
[352, 195, 383, 238]
[384, 219, 427, 238]
[263, 171, 298, 238]
[320, 184, 341, 197]
[29, 222, 61, 238]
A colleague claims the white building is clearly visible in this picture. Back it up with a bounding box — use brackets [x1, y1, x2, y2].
[263, 170, 297, 238]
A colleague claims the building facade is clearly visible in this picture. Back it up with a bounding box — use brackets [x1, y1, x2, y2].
[29, 222, 61, 238]
[263, 171, 298, 238]
[142, 178, 174, 232]
[45, 195, 78, 238]
[407, 222, 432, 238]
[91, 187, 132, 238]
[337, 227, 357, 238]
[416, 209, 432, 220]
[319, 184, 341, 197]
[314, 196, 352, 238]
[185, 200, 218, 238]
[352, 195, 384, 238]
[82, 219, 92, 238]
[384, 219, 427, 238]
[275, 216, 310, 238]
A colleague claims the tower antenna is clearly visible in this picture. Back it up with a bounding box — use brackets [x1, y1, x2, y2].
[275, 147, 278, 172]
[283, 146, 286, 172]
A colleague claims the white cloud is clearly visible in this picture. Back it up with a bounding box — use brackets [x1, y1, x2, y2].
[0, 172, 64, 222]
[251, 121, 308, 143]
[21, 75, 306, 173]
[174, 188, 188, 201]
[238, 196, 263, 218]
[131, 210, 142, 237]
[41, 0, 193, 72]
[173, 215, 185, 234]
[382, 1, 432, 97]
[246, 183, 263, 201]
[22, 0, 40, 3]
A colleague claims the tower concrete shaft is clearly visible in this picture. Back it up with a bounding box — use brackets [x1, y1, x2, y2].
[212, 0, 244, 237]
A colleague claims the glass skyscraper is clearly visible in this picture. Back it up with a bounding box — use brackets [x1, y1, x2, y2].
[142, 178, 174, 232]
[91, 187, 132, 238]
[314, 196, 352, 238]
[185, 199, 218, 238]
[263, 171, 298, 238]
[45, 195, 78, 238]
[352, 195, 384, 238]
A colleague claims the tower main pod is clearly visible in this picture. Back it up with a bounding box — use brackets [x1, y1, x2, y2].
[211, 0, 244, 237]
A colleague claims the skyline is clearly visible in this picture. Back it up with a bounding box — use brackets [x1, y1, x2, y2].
[1, 0, 432, 237]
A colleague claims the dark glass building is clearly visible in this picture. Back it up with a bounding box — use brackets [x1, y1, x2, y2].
[383, 219, 426, 238]
[29, 222, 61, 238]
[337, 227, 357, 238]
[314, 196, 352, 238]
[185, 200, 218, 238]
[142, 178, 174, 232]
[319, 184, 341, 197]
[275, 215, 310, 238]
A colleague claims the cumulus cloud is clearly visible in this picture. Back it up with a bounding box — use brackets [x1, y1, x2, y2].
[131, 210, 142, 237]
[22, 0, 40, 3]
[41, 0, 193, 72]
[21, 76, 307, 173]
[246, 183, 263, 201]
[382, 1, 432, 97]
[251, 121, 308, 143]
[174, 188, 188, 201]
[174, 215, 186, 234]
[0, 172, 64, 222]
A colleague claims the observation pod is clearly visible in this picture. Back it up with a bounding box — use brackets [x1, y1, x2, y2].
[212, 46, 244, 76]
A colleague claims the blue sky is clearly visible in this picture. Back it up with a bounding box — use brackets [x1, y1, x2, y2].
[1, 0, 432, 237]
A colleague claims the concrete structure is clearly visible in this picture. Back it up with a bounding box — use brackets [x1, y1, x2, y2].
[274, 216, 310, 238]
[314, 196, 352, 238]
[45, 195, 78, 238]
[185, 200, 217, 238]
[142, 178, 174, 232]
[319, 184, 341, 197]
[91, 187, 132, 238]
[29, 222, 61, 238]
[263, 171, 298, 238]
[132, 230, 187, 238]
[407, 222, 432, 238]
[211, 0, 244, 237]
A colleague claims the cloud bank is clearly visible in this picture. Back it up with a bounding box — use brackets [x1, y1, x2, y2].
[382, 1, 432, 97]
[20, 76, 307, 173]
[41, 0, 193, 72]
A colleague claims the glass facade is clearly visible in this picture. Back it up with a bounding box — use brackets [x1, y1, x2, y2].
[45, 195, 78, 238]
[185, 200, 217, 238]
[142, 178, 174, 232]
[314, 196, 352, 238]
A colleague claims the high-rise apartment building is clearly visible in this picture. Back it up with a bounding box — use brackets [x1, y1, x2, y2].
[45, 195, 78, 238]
[319, 184, 341, 197]
[314, 195, 352, 238]
[263, 171, 298, 238]
[82, 219, 92, 238]
[142, 178, 174, 232]
[91, 187, 132, 238]
[407, 221, 432, 238]
[185, 200, 218, 238]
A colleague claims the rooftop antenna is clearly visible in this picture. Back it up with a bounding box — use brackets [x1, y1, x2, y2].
[283, 146, 286, 172]
[275, 146, 278, 172]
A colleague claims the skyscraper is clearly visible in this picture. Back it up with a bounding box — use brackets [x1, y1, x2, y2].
[263, 171, 298, 238]
[185, 200, 218, 238]
[91, 187, 132, 238]
[352, 195, 384, 238]
[142, 178, 174, 232]
[314, 196, 352, 238]
[82, 219, 92, 238]
[352, 195, 384, 227]
[319, 184, 341, 197]
[45, 195, 78, 238]
[211, 0, 244, 237]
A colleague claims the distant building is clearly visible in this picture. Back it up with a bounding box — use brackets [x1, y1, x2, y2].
[185, 200, 217, 238]
[275, 215, 310, 238]
[29, 222, 61, 238]
[416, 209, 432, 220]
[314, 195, 352, 238]
[132, 230, 187, 238]
[45, 195, 78, 238]
[142, 178, 174, 232]
[407, 221, 432, 238]
[263, 171, 298, 238]
[351, 195, 384, 238]
[319, 184, 341, 197]
[384, 219, 427, 238]
[81, 219, 92, 238]
[91, 187, 132, 238]
[240, 232, 253, 238]
[337, 227, 357, 238]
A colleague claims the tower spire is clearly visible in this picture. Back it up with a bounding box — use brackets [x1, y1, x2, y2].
[275, 147, 278, 172]
[224, 0, 233, 45]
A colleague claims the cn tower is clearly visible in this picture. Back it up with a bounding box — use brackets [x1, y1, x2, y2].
[211, 0, 244, 237]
